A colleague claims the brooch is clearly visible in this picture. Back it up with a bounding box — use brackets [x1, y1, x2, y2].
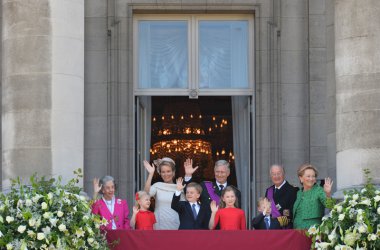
[276, 203, 282, 210]
[117, 199, 122, 204]
[283, 209, 290, 217]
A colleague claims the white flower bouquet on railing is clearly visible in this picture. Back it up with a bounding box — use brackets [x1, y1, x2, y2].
[308, 169, 380, 250]
[0, 169, 109, 250]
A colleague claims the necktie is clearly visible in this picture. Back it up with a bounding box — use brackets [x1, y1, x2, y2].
[264, 217, 270, 230]
[219, 185, 224, 191]
[191, 204, 197, 219]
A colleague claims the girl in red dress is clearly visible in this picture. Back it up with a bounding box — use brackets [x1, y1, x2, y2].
[209, 186, 246, 230]
[130, 191, 156, 230]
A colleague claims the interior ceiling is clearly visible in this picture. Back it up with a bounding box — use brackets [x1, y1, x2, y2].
[151, 96, 232, 116]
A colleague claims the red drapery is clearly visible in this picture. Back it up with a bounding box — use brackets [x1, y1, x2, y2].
[106, 230, 311, 250]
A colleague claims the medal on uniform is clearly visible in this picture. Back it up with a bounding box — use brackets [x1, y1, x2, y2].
[283, 209, 290, 217]
[276, 203, 282, 210]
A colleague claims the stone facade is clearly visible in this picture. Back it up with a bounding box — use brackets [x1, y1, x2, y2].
[1, 0, 379, 213]
[1, 0, 84, 188]
[335, 0, 380, 189]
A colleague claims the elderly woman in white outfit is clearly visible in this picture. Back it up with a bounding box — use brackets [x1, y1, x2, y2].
[143, 157, 184, 230]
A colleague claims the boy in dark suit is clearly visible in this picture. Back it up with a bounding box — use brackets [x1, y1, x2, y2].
[171, 178, 211, 229]
[252, 197, 283, 230]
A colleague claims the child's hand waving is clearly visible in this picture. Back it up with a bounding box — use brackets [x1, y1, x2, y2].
[176, 177, 186, 191]
[210, 200, 219, 213]
[132, 206, 139, 215]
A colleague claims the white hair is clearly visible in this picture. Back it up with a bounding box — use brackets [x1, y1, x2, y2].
[99, 175, 115, 194]
[269, 164, 285, 175]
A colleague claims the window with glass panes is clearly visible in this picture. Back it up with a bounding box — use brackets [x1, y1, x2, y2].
[133, 15, 254, 96]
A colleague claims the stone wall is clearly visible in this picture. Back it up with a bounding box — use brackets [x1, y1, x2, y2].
[279, 0, 309, 186]
[84, 0, 109, 197]
[325, 0, 336, 183]
[1, 0, 84, 189]
[2, 0, 53, 188]
[82, 0, 334, 205]
[3, 0, 379, 212]
[0, 2, 2, 189]
[309, 0, 328, 179]
[335, 0, 380, 189]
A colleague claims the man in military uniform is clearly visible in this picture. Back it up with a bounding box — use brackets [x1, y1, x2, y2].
[183, 159, 241, 208]
[265, 164, 298, 228]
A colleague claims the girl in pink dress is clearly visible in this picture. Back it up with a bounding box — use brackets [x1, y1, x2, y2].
[209, 186, 246, 230]
[130, 191, 156, 230]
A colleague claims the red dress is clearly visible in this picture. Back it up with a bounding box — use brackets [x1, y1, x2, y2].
[213, 207, 246, 230]
[135, 210, 156, 230]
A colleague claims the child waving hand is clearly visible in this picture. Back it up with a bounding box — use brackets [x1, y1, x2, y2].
[209, 186, 246, 230]
[130, 191, 156, 230]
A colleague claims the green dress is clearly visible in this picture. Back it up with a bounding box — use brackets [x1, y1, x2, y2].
[293, 184, 326, 229]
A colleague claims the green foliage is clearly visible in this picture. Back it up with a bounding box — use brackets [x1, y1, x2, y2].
[308, 169, 380, 250]
[0, 169, 109, 250]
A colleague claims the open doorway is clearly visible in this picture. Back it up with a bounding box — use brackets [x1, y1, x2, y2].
[149, 96, 237, 186]
[135, 95, 253, 222]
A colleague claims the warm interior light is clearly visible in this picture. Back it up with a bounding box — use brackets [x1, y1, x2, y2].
[150, 99, 235, 179]
[152, 139, 212, 158]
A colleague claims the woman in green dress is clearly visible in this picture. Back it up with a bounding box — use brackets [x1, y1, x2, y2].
[293, 164, 333, 229]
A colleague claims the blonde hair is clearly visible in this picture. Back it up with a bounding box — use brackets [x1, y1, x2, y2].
[186, 182, 202, 195]
[135, 191, 150, 209]
[297, 163, 318, 178]
[257, 197, 270, 208]
[219, 186, 239, 208]
[153, 157, 176, 174]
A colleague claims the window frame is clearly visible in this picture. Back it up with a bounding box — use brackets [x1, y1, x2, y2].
[133, 14, 255, 96]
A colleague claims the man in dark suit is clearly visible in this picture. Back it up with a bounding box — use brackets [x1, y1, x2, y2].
[265, 164, 298, 228]
[252, 197, 281, 230]
[171, 179, 211, 229]
[183, 159, 241, 208]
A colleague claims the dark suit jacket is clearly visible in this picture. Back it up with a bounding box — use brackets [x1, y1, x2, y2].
[198, 181, 242, 208]
[252, 213, 281, 230]
[265, 181, 298, 222]
[171, 194, 211, 230]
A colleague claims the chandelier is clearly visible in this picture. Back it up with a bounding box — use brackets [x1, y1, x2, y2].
[150, 100, 234, 178]
[151, 139, 212, 157]
[151, 102, 212, 163]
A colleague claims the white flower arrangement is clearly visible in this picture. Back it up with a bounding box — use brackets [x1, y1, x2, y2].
[0, 169, 109, 249]
[308, 169, 380, 250]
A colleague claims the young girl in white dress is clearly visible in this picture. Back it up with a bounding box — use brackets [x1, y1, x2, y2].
[143, 157, 184, 229]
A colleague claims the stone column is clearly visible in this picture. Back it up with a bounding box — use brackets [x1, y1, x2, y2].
[2, 0, 84, 188]
[308, 0, 328, 177]
[280, 0, 309, 184]
[325, 0, 336, 182]
[335, 0, 380, 189]
[0, 3, 2, 189]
